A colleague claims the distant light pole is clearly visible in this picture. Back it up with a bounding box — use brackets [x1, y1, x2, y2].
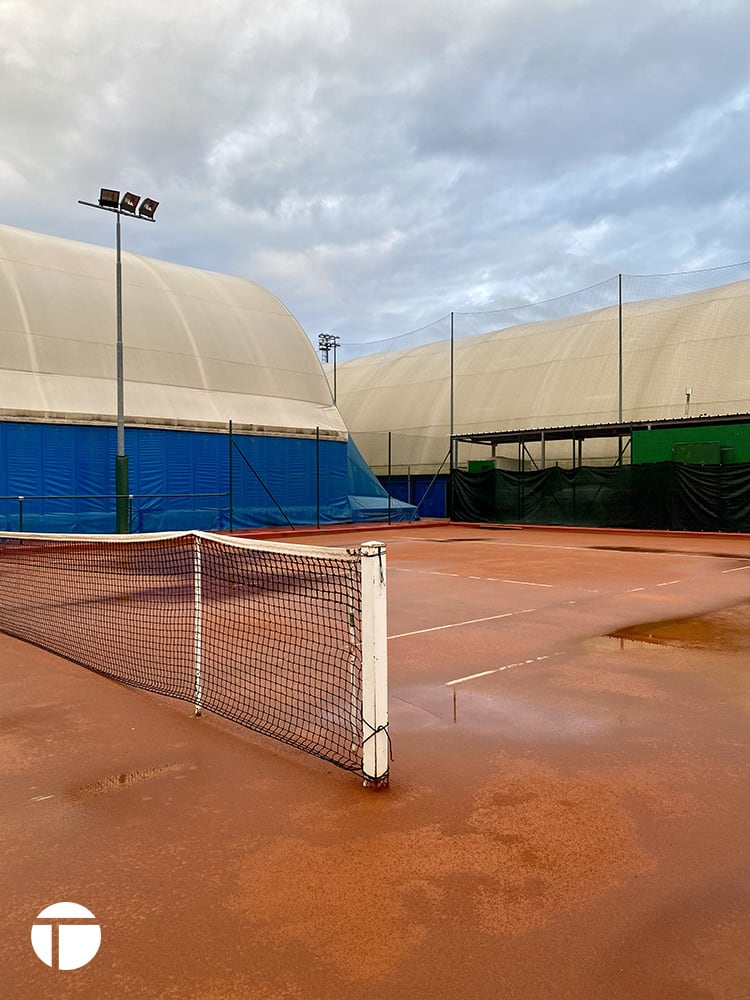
[318, 333, 341, 403]
[79, 188, 159, 532]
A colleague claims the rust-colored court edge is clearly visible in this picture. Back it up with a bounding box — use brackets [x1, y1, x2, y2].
[3, 522, 750, 999]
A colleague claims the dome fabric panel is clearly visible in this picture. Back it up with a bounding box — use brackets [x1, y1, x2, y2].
[0, 224, 345, 437]
[337, 280, 750, 460]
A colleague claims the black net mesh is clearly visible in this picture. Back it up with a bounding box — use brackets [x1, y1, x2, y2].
[0, 531, 364, 773]
[452, 463, 750, 533]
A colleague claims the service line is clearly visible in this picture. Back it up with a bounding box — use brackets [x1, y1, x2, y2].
[392, 566, 553, 588]
[446, 651, 563, 687]
[388, 607, 535, 640]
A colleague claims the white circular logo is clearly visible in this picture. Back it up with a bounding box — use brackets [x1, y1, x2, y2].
[31, 902, 101, 970]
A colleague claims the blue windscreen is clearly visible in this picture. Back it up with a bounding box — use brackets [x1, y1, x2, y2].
[0, 422, 415, 532]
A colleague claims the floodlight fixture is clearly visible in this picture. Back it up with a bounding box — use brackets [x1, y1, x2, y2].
[120, 192, 140, 214]
[318, 332, 340, 361]
[138, 198, 159, 220]
[318, 333, 341, 402]
[99, 188, 120, 209]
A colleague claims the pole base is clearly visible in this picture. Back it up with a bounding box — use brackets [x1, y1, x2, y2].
[115, 454, 129, 534]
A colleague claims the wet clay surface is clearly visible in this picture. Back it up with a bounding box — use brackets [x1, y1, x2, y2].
[2, 524, 750, 999]
[608, 601, 750, 652]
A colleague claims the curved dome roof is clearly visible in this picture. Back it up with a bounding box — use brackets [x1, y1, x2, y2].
[337, 278, 750, 467]
[0, 224, 345, 438]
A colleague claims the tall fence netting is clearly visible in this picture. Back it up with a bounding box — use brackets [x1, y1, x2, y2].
[334, 262, 750, 474]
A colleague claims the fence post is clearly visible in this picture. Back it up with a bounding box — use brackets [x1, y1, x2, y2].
[388, 431, 392, 524]
[316, 426, 320, 529]
[18, 496, 24, 532]
[229, 420, 234, 532]
[618, 273, 623, 466]
[449, 311, 455, 521]
[618, 273, 623, 422]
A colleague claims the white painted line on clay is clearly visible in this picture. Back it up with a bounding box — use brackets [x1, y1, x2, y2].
[446, 652, 564, 686]
[389, 608, 535, 640]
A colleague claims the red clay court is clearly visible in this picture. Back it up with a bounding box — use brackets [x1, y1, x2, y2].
[3, 522, 750, 999]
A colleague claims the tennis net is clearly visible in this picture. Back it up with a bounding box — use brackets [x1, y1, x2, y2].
[0, 530, 389, 786]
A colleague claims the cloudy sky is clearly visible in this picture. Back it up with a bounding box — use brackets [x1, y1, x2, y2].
[1, 0, 749, 351]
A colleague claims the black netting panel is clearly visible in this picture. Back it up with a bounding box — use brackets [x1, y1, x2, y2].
[0, 533, 364, 773]
[198, 538, 362, 771]
[453, 463, 750, 532]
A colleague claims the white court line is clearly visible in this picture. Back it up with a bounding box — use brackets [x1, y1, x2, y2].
[446, 667, 499, 685]
[626, 587, 646, 593]
[722, 565, 750, 574]
[388, 608, 535, 640]
[656, 580, 681, 587]
[446, 652, 563, 686]
[417, 569, 551, 586]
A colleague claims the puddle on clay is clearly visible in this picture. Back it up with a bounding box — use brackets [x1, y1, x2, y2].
[603, 602, 750, 653]
[450, 690, 608, 739]
[591, 545, 747, 560]
[69, 762, 187, 799]
[418, 537, 499, 543]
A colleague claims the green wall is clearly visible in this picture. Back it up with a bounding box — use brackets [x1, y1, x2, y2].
[632, 422, 750, 464]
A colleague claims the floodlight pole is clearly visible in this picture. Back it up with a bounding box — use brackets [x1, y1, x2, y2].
[79, 190, 158, 532]
[112, 209, 130, 533]
[318, 333, 341, 403]
[332, 337, 338, 403]
[115, 211, 123, 456]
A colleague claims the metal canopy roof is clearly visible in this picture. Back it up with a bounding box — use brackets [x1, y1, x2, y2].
[453, 412, 750, 447]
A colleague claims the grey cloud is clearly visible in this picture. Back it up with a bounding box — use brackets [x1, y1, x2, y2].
[1, 0, 749, 348]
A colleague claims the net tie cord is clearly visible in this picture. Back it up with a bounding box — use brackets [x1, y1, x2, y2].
[361, 717, 393, 774]
[361, 544, 385, 584]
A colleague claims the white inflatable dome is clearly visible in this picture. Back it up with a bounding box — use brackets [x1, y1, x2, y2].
[0, 224, 345, 439]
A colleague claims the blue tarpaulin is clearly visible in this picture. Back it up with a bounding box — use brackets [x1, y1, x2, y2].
[0, 421, 416, 532]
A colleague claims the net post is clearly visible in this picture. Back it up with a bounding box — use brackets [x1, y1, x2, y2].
[360, 541, 389, 789]
[193, 533, 203, 716]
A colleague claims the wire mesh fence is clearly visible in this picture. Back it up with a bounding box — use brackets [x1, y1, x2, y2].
[333, 261, 750, 475]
